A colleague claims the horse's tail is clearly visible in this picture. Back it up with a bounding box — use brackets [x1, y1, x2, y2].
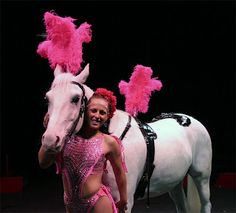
[187, 175, 201, 213]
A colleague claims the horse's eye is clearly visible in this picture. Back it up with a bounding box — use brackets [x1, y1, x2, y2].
[71, 95, 80, 104]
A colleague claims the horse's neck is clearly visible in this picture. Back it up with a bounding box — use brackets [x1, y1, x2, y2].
[109, 109, 131, 137]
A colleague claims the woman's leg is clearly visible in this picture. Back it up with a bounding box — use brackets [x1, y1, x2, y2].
[93, 196, 113, 213]
[90, 185, 117, 213]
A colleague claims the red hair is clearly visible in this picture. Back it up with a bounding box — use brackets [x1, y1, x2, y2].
[91, 88, 117, 118]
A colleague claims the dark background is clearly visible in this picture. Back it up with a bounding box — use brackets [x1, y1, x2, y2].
[1, 0, 235, 183]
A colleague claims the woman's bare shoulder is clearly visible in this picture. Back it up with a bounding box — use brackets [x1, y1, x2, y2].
[103, 133, 116, 142]
[103, 134, 119, 148]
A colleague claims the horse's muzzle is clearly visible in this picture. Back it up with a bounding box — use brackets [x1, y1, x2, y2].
[41, 133, 63, 152]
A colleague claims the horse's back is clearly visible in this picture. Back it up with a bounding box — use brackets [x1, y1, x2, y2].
[149, 113, 211, 149]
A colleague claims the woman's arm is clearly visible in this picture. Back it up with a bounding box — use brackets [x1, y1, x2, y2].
[38, 146, 57, 169]
[106, 137, 128, 212]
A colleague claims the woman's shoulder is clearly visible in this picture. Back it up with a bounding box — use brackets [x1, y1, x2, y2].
[102, 134, 119, 148]
[103, 133, 116, 142]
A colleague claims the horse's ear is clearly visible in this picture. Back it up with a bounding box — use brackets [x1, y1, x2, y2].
[54, 64, 64, 77]
[75, 63, 89, 83]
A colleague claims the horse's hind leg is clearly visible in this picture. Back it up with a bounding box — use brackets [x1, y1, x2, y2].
[191, 174, 211, 213]
[189, 138, 212, 212]
[169, 181, 188, 213]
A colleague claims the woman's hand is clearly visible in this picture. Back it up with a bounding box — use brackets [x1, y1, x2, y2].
[38, 145, 57, 169]
[116, 200, 128, 213]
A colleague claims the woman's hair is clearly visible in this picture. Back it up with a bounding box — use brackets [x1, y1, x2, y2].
[89, 88, 117, 119]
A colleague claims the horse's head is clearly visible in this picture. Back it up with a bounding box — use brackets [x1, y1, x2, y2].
[41, 64, 94, 152]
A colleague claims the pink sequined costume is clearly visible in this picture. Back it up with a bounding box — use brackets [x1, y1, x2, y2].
[60, 133, 124, 213]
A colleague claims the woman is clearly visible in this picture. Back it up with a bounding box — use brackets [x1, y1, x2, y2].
[38, 88, 128, 213]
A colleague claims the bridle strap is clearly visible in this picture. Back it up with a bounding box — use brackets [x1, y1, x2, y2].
[72, 81, 87, 118]
[71, 81, 86, 99]
[67, 81, 87, 137]
[119, 115, 132, 141]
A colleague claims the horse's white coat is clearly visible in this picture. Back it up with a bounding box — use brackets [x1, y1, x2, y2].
[42, 66, 212, 213]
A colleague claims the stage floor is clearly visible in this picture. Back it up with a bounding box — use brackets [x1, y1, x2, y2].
[1, 176, 235, 213]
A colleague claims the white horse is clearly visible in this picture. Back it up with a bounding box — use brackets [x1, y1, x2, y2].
[42, 64, 212, 213]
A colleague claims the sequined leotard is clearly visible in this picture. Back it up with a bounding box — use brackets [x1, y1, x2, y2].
[61, 133, 118, 213]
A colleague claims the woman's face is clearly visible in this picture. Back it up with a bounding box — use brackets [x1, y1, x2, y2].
[86, 97, 110, 130]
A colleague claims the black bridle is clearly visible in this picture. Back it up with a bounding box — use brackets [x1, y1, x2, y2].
[67, 81, 87, 137]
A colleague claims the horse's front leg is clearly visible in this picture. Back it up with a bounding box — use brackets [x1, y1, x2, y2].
[169, 181, 189, 213]
[126, 181, 137, 213]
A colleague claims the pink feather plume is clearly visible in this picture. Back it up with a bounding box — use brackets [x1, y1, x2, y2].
[37, 11, 92, 75]
[119, 65, 163, 116]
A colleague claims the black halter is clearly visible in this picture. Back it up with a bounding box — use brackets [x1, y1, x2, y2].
[67, 81, 87, 137]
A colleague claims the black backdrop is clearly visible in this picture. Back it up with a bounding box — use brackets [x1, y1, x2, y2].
[1, 1, 235, 180]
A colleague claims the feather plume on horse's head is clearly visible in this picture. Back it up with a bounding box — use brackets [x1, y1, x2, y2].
[118, 65, 163, 117]
[37, 11, 92, 75]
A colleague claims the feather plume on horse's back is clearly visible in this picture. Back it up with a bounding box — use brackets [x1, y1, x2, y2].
[118, 65, 163, 116]
[37, 11, 92, 75]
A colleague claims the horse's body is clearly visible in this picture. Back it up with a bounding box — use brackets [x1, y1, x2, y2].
[108, 110, 212, 213]
[42, 65, 212, 213]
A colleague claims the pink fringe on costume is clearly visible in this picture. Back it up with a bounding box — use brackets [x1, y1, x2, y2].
[37, 11, 92, 75]
[119, 65, 163, 116]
